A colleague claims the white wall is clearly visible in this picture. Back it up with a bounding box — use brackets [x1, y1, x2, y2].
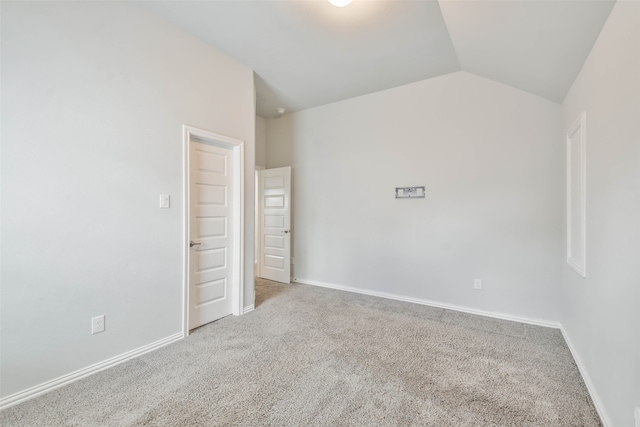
[560, 2, 640, 426]
[1, 2, 255, 398]
[267, 71, 563, 322]
[255, 115, 267, 168]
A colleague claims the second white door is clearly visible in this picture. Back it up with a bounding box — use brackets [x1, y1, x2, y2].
[258, 167, 291, 284]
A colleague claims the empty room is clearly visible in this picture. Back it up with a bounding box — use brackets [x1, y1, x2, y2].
[1, 0, 638, 426]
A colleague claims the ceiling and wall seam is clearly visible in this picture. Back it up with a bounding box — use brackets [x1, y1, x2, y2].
[138, 0, 614, 117]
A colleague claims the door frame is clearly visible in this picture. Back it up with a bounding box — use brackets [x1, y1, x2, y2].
[182, 125, 245, 337]
[254, 166, 265, 278]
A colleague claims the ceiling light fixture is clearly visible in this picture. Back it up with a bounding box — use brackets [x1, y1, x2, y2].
[328, 0, 352, 7]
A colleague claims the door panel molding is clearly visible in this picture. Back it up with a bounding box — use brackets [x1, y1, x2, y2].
[183, 125, 244, 336]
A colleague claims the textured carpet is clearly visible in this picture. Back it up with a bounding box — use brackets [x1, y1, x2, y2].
[1, 279, 601, 426]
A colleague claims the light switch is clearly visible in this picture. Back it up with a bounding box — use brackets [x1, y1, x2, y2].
[159, 194, 170, 209]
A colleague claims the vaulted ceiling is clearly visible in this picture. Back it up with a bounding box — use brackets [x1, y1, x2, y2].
[140, 0, 615, 118]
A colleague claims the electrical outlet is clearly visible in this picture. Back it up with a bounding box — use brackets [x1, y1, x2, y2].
[91, 315, 105, 334]
[474, 279, 482, 290]
[634, 407, 640, 427]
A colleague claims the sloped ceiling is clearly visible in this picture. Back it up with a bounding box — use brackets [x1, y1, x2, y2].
[139, 0, 615, 117]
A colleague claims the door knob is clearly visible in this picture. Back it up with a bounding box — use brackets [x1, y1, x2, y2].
[190, 240, 202, 247]
[282, 230, 290, 234]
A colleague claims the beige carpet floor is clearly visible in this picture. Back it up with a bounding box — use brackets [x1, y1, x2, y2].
[1, 279, 601, 426]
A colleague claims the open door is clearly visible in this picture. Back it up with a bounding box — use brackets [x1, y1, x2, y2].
[258, 167, 291, 283]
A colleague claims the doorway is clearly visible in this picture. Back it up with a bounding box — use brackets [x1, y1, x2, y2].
[183, 126, 244, 336]
[256, 167, 291, 284]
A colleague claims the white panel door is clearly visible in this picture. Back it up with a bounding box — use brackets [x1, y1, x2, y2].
[259, 167, 291, 283]
[189, 140, 234, 329]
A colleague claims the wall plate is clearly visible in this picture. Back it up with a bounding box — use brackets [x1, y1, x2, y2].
[395, 186, 425, 199]
[159, 194, 170, 209]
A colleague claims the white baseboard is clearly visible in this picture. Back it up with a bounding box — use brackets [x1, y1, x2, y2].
[243, 304, 255, 314]
[560, 327, 612, 427]
[0, 332, 184, 411]
[293, 277, 560, 329]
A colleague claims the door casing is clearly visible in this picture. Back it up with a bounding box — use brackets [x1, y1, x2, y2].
[183, 125, 245, 337]
[255, 166, 265, 277]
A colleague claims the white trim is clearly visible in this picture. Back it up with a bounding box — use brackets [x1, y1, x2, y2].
[256, 168, 263, 280]
[254, 169, 262, 278]
[293, 277, 560, 328]
[566, 112, 587, 277]
[183, 125, 245, 337]
[237, 136, 246, 317]
[243, 304, 255, 314]
[0, 332, 183, 411]
[560, 327, 612, 427]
